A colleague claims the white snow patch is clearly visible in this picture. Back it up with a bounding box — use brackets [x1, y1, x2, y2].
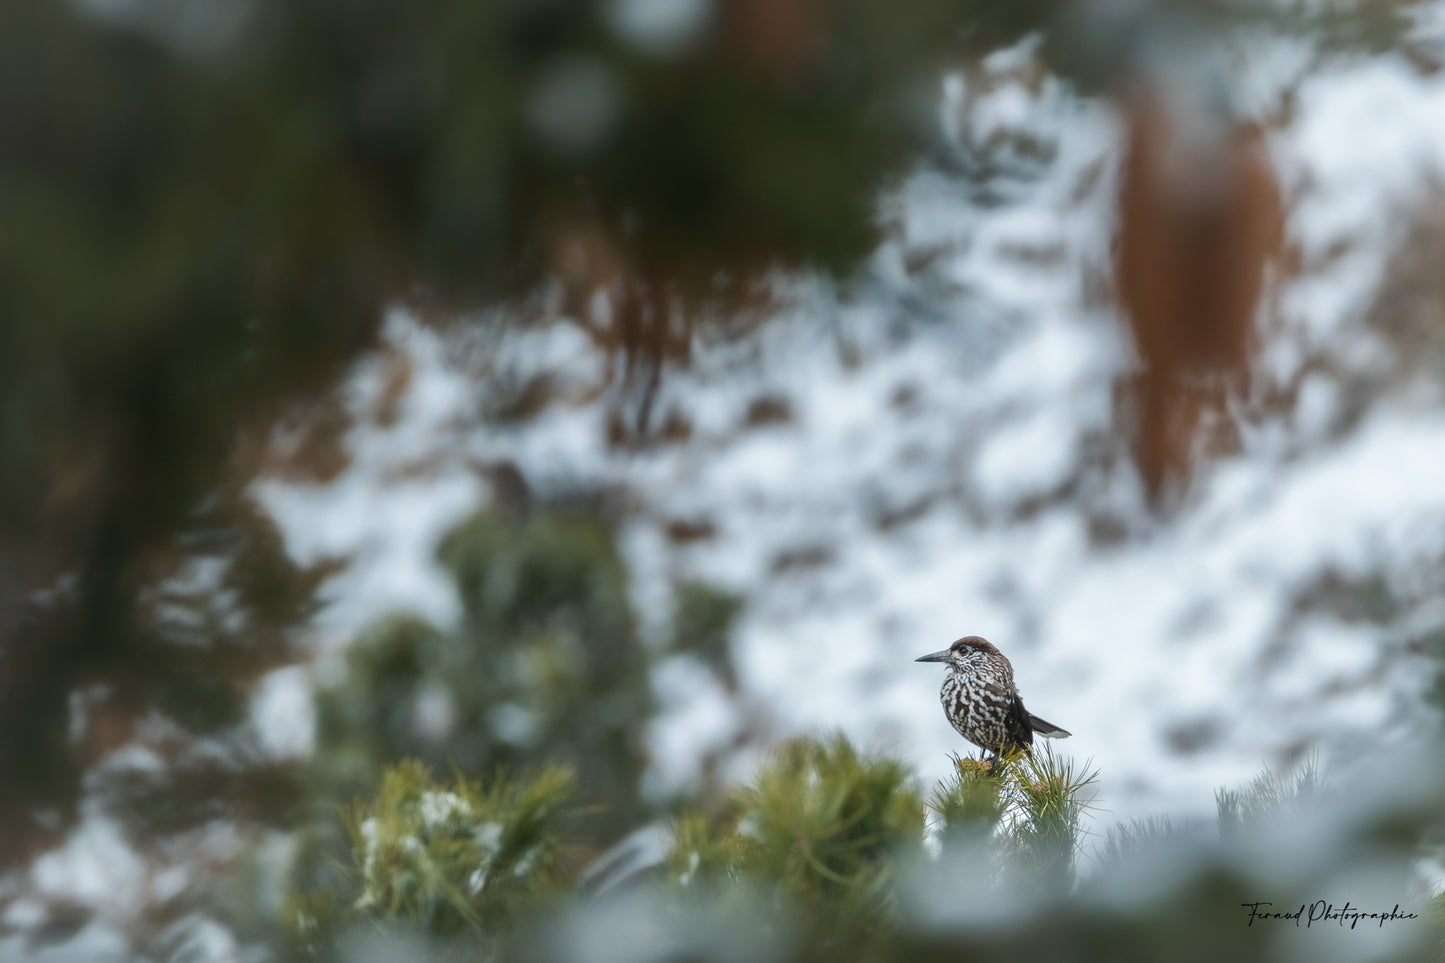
[30, 811, 146, 915]
[250, 666, 315, 759]
[972, 405, 1080, 504]
[420, 790, 472, 828]
[645, 657, 743, 796]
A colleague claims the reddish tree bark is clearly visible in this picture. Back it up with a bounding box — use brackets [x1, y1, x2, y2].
[1115, 95, 1283, 499]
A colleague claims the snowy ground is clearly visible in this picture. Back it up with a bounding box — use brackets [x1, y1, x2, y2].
[256, 36, 1445, 850]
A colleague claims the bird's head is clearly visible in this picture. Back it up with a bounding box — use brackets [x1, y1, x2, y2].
[914, 635, 997, 670]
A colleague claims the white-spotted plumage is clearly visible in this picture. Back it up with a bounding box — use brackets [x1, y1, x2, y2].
[916, 636, 1070, 756]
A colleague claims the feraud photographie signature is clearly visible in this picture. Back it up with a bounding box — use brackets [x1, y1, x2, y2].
[1242, 901, 1418, 930]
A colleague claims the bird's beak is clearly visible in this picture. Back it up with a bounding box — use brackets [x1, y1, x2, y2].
[914, 649, 950, 663]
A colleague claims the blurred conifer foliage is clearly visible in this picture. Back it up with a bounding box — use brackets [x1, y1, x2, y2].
[306, 760, 577, 943]
[307, 508, 664, 850]
[0, 0, 1432, 947]
[290, 741, 1444, 962]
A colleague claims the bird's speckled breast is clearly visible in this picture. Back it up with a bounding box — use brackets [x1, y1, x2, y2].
[938, 651, 1017, 752]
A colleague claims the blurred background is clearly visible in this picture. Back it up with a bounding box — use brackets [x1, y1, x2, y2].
[2, 0, 1445, 959]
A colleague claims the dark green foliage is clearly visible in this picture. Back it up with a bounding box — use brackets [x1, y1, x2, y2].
[442, 510, 635, 648]
[1007, 745, 1096, 889]
[1433, 888, 1445, 960]
[1426, 623, 1445, 719]
[929, 755, 1008, 845]
[0, 0, 373, 851]
[310, 615, 445, 800]
[246, 0, 963, 299]
[669, 581, 745, 686]
[929, 748, 1096, 894]
[665, 810, 755, 890]
[661, 739, 1091, 952]
[721, 736, 925, 928]
[313, 507, 654, 845]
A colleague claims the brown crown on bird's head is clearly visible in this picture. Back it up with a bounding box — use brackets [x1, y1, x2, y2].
[953, 635, 998, 654]
[914, 635, 1003, 667]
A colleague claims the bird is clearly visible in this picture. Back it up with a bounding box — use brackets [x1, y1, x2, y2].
[915, 635, 1070, 758]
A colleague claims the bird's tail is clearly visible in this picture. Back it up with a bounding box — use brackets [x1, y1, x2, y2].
[1029, 714, 1071, 739]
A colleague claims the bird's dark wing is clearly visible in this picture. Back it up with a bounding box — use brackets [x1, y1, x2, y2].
[1003, 696, 1034, 753]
